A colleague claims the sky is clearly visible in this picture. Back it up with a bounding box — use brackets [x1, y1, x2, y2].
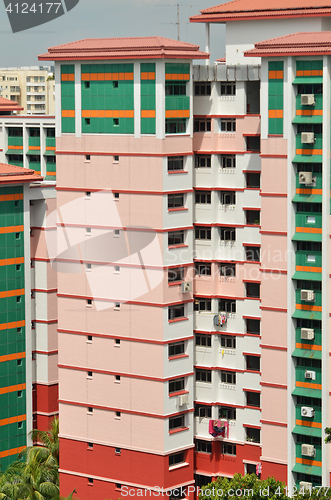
[0, 0, 226, 68]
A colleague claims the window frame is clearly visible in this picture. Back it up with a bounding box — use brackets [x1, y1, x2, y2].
[220, 82, 236, 96]
[195, 226, 212, 241]
[168, 230, 185, 247]
[168, 156, 184, 172]
[168, 193, 185, 209]
[220, 335, 236, 349]
[195, 263, 211, 276]
[195, 369, 212, 383]
[195, 333, 212, 347]
[168, 304, 185, 321]
[169, 377, 185, 394]
[195, 190, 211, 204]
[168, 341, 185, 358]
[220, 118, 236, 133]
[220, 370, 236, 384]
[195, 440, 212, 453]
[194, 298, 212, 312]
[168, 267, 184, 283]
[194, 82, 211, 96]
[195, 155, 211, 168]
[169, 414, 185, 431]
[194, 118, 211, 133]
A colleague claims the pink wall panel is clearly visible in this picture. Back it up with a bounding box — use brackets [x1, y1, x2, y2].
[261, 386, 287, 423]
[261, 349, 287, 386]
[261, 157, 287, 194]
[261, 273, 287, 310]
[261, 137, 287, 157]
[261, 309, 287, 348]
[261, 423, 287, 463]
[261, 234, 287, 271]
[261, 197, 287, 232]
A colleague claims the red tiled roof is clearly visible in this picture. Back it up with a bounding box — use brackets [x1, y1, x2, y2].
[0, 163, 43, 184]
[0, 97, 23, 112]
[245, 31, 331, 56]
[190, 0, 331, 23]
[38, 36, 209, 61]
[216, 57, 226, 62]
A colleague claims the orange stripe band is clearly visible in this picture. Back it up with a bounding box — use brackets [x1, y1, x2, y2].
[296, 381, 321, 390]
[0, 352, 25, 363]
[46, 147, 56, 151]
[296, 149, 323, 155]
[81, 73, 133, 81]
[0, 383, 26, 395]
[296, 70, 323, 77]
[0, 193, 23, 202]
[296, 304, 322, 312]
[0, 414, 26, 427]
[296, 265, 322, 273]
[296, 110, 323, 116]
[0, 225, 23, 234]
[296, 188, 322, 195]
[0, 257, 24, 267]
[61, 74, 75, 81]
[296, 227, 322, 234]
[0, 320, 25, 331]
[0, 289, 24, 299]
[61, 110, 75, 118]
[296, 419, 322, 428]
[8, 145, 23, 150]
[268, 110, 283, 118]
[141, 110, 156, 118]
[269, 70, 284, 80]
[296, 457, 322, 467]
[296, 343, 322, 351]
[165, 110, 190, 118]
[141, 72, 155, 80]
[165, 74, 190, 81]
[0, 445, 26, 458]
[82, 110, 134, 118]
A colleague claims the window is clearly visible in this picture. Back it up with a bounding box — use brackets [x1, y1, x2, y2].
[86, 227, 91, 234]
[221, 371, 236, 384]
[17, 328, 22, 335]
[220, 119, 236, 132]
[246, 356, 260, 371]
[195, 155, 211, 168]
[113, 81, 119, 89]
[87, 335, 92, 341]
[115, 339, 121, 345]
[195, 263, 211, 276]
[245, 246, 260, 262]
[88, 443, 93, 449]
[169, 415, 185, 431]
[195, 227, 211, 240]
[220, 82, 236, 95]
[87, 299, 92, 306]
[220, 227, 236, 241]
[196, 440, 212, 453]
[169, 377, 185, 394]
[114, 155, 119, 162]
[194, 118, 211, 132]
[16, 297, 21, 304]
[17, 390, 22, 397]
[86, 191, 91, 197]
[87, 371, 92, 377]
[84, 81, 90, 89]
[245, 282, 260, 298]
[168, 156, 184, 171]
[222, 443, 236, 455]
[245, 172, 260, 188]
[114, 266, 120, 272]
[220, 263, 236, 277]
[168, 193, 184, 209]
[115, 447, 121, 454]
[16, 264, 21, 271]
[195, 191, 211, 204]
[246, 319, 260, 335]
[168, 304, 185, 320]
[246, 136, 260, 152]
[18, 422, 23, 429]
[245, 428, 261, 444]
[195, 333, 211, 347]
[169, 452, 185, 467]
[116, 411, 121, 418]
[114, 193, 119, 199]
[168, 267, 184, 283]
[88, 478, 93, 485]
[165, 83, 186, 95]
[194, 298, 211, 312]
[219, 299, 236, 313]
[168, 341, 185, 357]
[85, 118, 90, 125]
[116, 484, 122, 490]
[220, 335, 236, 349]
[88, 407, 93, 413]
[165, 119, 186, 134]
[220, 191, 236, 205]
[114, 229, 120, 236]
[246, 210, 260, 225]
[246, 391, 260, 408]
[194, 404, 212, 418]
[113, 118, 119, 126]
[219, 406, 236, 420]
[196, 369, 212, 383]
[115, 375, 121, 381]
[168, 231, 184, 246]
[195, 82, 211, 96]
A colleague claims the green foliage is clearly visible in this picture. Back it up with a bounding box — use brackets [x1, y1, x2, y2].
[199, 474, 331, 500]
[325, 426, 331, 443]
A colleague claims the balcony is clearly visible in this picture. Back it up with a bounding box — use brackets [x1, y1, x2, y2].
[293, 325, 321, 360]
[294, 250, 322, 280]
[293, 403, 322, 438]
[293, 363, 321, 398]
[293, 94, 323, 125]
[293, 288, 322, 321]
[293, 133, 322, 163]
[293, 171, 322, 203]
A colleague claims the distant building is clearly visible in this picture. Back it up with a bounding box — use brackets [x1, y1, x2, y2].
[0, 66, 55, 115]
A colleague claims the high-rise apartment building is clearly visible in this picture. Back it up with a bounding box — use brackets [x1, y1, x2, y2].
[37, 0, 331, 497]
[0, 97, 57, 468]
[0, 67, 55, 115]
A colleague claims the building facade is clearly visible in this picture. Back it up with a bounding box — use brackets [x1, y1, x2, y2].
[36, 1, 331, 498]
[0, 66, 55, 115]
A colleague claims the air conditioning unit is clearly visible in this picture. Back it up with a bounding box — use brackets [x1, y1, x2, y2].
[301, 132, 315, 144]
[299, 482, 312, 492]
[301, 94, 315, 106]
[301, 328, 315, 340]
[298, 171, 313, 185]
[301, 289, 315, 302]
[301, 406, 315, 418]
[181, 281, 192, 293]
[305, 370, 316, 380]
[178, 394, 189, 406]
[301, 444, 316, 457]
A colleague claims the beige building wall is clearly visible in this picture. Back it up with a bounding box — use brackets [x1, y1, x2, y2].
[0, 66, 55, 115]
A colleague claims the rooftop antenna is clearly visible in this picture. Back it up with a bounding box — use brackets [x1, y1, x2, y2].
[157, 2, 195, 41]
